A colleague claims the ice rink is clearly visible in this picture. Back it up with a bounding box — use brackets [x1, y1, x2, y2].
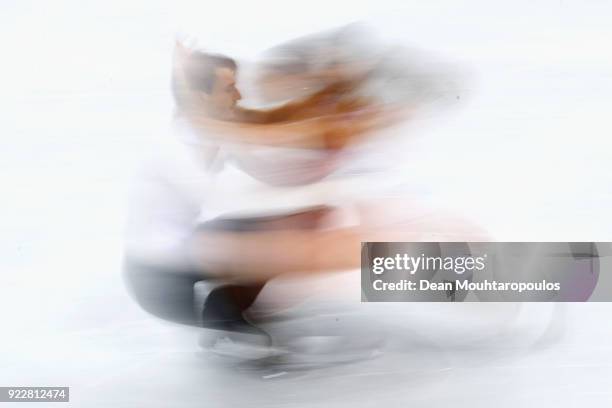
[2, 0, 612, 406]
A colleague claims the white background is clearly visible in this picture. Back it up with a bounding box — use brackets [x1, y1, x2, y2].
[1, 1, 612, 406]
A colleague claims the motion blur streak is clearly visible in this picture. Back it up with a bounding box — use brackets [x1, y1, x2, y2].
[124, 23, 486, 371]
[1, 1, 612, 407]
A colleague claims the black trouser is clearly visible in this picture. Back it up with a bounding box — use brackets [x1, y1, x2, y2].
[124, 260, 264, 328]
[124, 208, 329, 329]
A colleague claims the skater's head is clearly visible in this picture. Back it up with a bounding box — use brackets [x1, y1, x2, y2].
[173, 45, 242, 117]
[256, 25, 375, 103]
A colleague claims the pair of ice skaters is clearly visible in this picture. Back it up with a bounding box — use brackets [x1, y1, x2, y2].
[124, 28, 463, 359]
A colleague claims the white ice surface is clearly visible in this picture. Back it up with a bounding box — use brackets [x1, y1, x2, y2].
[1, 0, 612, 406]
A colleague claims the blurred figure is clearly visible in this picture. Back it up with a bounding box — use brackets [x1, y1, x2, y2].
[125, 41, 383, 358]
[124, 25, 482, 363]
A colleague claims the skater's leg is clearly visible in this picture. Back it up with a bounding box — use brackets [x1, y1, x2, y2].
[201, 283, 267, 333]
[123, 259, 203, 327]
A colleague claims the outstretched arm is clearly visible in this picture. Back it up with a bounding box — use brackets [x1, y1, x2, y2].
[234, 80, 361, 124]
[188, 202, 490, 284]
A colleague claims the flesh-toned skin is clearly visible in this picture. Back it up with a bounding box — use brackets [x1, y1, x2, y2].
[190, 203, 489, 283]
